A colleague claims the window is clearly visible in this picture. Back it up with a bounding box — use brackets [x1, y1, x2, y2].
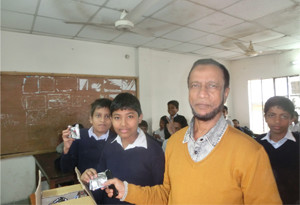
[248, 75, 300, 134]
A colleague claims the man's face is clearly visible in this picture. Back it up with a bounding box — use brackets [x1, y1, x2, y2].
[188, 64, 229, 121]
[265, 106, 292, 136]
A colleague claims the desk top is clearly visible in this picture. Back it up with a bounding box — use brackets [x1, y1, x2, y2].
[34, 152, 74, 180]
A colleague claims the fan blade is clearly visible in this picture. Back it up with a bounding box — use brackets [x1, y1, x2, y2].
[64, 21, 114, 28]
[130, 27, 153, 37]
[126, 0, 160, 23]
[234, 42, 249, 52]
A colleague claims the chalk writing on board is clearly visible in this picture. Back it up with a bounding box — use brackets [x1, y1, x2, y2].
[22, 76, 39, 94]
[91, 83, 101, 92]
[26, 110, 46, 125]
[1, 72, 137, 157]
[107, 79, 136, 91]
[0, 114, 20, 127]
[79, 79, 88, 90]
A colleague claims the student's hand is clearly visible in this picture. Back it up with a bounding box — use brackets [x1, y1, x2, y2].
[62, 127, 75, 154]
[153, 133, 161, 140]
[103, 178, 125, 199]
[81, 168, 98, 184]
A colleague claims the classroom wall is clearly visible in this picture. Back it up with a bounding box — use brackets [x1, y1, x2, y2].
[229, 49, 300, 131]
[1, 31, 220, 203]
[1, 31, 298, 203]
[0, 31, 138, 204]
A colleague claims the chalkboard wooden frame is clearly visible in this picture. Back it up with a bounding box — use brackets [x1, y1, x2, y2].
[0, 72, 139, 159]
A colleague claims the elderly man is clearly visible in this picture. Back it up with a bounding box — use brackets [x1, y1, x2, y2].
[103, 59, 281, 204]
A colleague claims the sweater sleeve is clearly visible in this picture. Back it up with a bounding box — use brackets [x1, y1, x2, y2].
[60, 140, 79, 173]
[242, 146, 282, 204]
[124, 143, 171, 204]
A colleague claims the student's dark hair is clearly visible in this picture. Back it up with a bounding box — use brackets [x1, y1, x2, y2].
[232, 119, 239, 123]
[90, 98, 112, 116]
[168, 100, 179, 109]
[139, 120, 148, 128]
[264, 96, 295, 116]
[110, 92, 142, 116]
[223, 105, 228, 111]
[160, 115, 168, 124]
[187, 58, 230, 89]
[174, 116, 188, 128]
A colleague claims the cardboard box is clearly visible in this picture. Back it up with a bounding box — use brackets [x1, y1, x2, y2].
[35, 167, 96, 205]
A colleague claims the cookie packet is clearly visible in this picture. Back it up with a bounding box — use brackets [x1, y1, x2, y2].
[68, 124, 80, 139]
[89, 170, 119, 197]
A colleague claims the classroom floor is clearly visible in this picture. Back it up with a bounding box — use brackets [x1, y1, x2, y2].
[2, 198, 31, 205]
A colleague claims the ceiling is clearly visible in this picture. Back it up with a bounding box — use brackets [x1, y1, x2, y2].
[1, 0, 300, 60]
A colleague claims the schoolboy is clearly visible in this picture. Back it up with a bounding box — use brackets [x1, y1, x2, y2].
[164, 100, 187, 139]
[256, 96, 299, 204]
[60, 98, 116, 174]
[81, 92, 165, 204]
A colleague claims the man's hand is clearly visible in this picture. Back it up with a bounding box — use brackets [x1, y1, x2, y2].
[81, 168, 98, 184]
[62, 127, 75, 154]
[103, 178, 125, 199]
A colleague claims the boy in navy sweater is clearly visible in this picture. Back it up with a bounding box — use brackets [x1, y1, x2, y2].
[60, 98, 116, 174]
[81, 92, 165, 204]
[256, 96, 299, 204]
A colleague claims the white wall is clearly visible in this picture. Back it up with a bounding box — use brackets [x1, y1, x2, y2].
[229, 50, 300, 130]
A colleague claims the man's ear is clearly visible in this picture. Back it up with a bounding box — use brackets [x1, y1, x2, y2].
[223, 87, 230, 103]
[139, 114, 143, 123]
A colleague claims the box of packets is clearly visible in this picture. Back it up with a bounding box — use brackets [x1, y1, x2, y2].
[35, 167, 96, 205]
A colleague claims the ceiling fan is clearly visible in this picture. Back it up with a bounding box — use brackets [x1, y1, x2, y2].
[234, 41, 261, 57]
[65, 0, 160, 37]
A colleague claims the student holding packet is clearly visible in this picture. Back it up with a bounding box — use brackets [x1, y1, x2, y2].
[81, 92, 165, 204]
[60, 98, 116, 174]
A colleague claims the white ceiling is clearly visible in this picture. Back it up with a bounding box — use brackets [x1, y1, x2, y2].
[1, 0, 300, 60]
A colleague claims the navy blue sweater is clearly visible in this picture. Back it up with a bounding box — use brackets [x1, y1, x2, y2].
[60, 128, 116, 174]
[96, 136, 165, 204]
[256, 132, 299, 204]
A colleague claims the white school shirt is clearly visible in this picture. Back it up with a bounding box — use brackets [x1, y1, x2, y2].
[261, 131, 296, 149]
[112, 127, 147, 150]
[88, 127, 109, 141]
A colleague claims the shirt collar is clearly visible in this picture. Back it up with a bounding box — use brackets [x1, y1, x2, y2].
[169, 113, 178, 120]
[261, 131, 296, 148]
[88, 127, 109, 141]
[111, 127, 148, 150]
[183, 115, 227, 145]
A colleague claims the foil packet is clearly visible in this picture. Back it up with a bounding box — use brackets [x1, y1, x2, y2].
[89, 171, 108, 191]
[68, 124, 80, 139]
[89, 170, 118, 197]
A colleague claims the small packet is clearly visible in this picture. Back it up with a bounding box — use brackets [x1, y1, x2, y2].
[49, 196, 68, 204]
[89, 171, 108, 191]
[68, 124, 80, 139]
[89, 170, 118, 197]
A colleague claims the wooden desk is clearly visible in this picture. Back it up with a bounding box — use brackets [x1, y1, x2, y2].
[34, 152, 77, 189]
